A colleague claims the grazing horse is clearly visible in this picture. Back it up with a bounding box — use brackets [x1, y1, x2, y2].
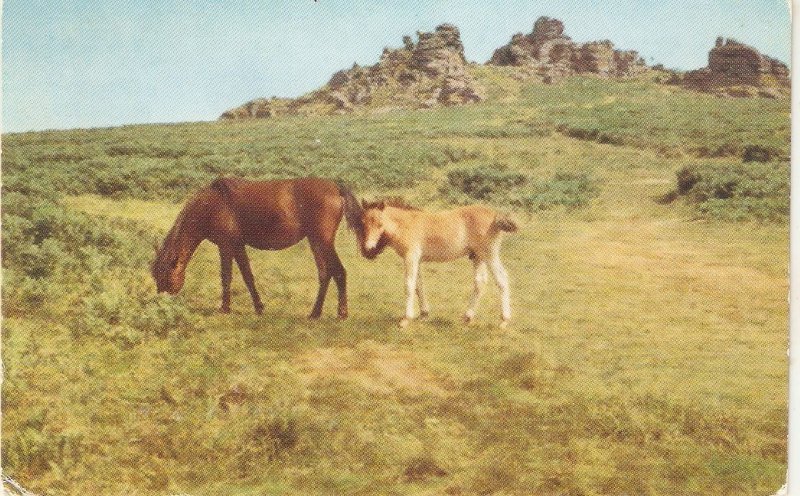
[349, 199, 518, 328]
[151, 177, 361, 319]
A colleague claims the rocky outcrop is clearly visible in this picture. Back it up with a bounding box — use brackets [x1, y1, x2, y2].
[681, 38, 789, 97]
[220, 24, 483, 120]
[219, 97, 295, 120]
[488, 17, 647, 82]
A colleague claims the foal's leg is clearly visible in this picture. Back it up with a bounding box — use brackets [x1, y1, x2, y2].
[234, 245, 264, 315]
[219, 245, 233, 314]
[400, 253, 421, 328]
[416, 269, 430, 318]
[488, 245, 511, 327]
[308, 237, 331, 319]
[464, 259, 488, 324]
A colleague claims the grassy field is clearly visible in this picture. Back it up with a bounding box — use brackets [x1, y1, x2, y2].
[2, 74, 790, 495]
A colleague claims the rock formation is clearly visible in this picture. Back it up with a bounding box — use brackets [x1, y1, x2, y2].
[488, 17, 647, 82]
[220, 24, 483, 120]
[681, 38, 789, 97]
[218, 97, 295, 120]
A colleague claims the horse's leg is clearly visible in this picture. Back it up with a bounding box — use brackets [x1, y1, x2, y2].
[234, 245, 264, 315]
[400, 253, 420, 328]
[464, 259, 488, 324]
[328, 248, 348, 319]
[219, 245, 233, 314]
[308, 237, 331, 319]
[416, 269, 430, 318]
[488, 246, 511, 327]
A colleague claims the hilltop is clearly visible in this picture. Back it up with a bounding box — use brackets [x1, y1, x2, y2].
[220, 16, 790, 120]
[220, 24, 483, 119]
[678, 37, 790, 97]
[219, 17, 655, 120]
[487, 16, 647, 82]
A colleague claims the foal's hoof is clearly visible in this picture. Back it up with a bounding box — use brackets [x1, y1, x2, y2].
[499, 320, 509, 329]
[338, 311, 348, 320]
[463, 315, 474, 325]
[419, 311, 430, 320]
[219, 306, 231, 314]
[254, 305, 264, 315]
[308, 312, 322, 320]
[399, 318, 411, 328]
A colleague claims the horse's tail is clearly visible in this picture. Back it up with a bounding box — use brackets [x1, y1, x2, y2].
[493, 213, 519, 233]
[337, 181, 364, 237]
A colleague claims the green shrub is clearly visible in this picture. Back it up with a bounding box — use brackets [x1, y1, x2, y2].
[443, 165, 595, 212]
[557, 124, 625, 146]
[511, 172, 596, 211]
[670, 162, 788, 221]
[447, 163, 527, 200]
[743, 145, 782, 163]
[106, 142, 189, 159]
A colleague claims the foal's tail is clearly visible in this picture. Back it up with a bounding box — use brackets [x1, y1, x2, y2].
[493, 213, 519, 233]
[337, 182, 365, 237]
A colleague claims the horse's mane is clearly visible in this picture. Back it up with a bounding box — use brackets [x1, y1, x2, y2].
[362, 196, 420, 211]
[151, 187, 206, 276]
[152, 206, 187, 275]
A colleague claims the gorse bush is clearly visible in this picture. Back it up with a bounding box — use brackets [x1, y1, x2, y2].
[76, 290, 200, 346]
[2, 193, 154, 278]
[671, 162, 788, 221]
[447, 163, 527, 200]
[444, 164, 596, 212]
[511, 172, 595, 211]
[4, 119, 493, 203]
[1, 181, 200, 344]
[742, 145, 782, 163]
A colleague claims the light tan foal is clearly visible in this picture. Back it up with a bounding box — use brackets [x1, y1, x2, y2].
[359, 201, 518, 328]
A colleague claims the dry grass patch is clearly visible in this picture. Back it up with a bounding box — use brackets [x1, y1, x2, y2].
[296, 340, 450, 398]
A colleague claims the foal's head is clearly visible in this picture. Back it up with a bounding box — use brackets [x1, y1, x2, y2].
[360, 198, 418, 258]
[359, 200, 391, 259]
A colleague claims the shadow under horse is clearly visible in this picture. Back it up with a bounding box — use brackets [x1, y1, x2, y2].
[151, 177, 362, 319]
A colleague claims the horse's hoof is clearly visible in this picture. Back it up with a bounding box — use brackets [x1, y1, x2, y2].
[499, 320, 509, 329]
[338, 311, 348, 320]
[419, 311, 430, 320]
[399, 318, 411, 328]
[308, 312, 322, 320]
[254, 305, 264, 315]
[220, 307, 231, 314]
[463, 315, 474, 325]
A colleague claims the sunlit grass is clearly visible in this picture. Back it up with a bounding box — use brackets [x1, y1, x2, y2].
[2, 75, 788, 495]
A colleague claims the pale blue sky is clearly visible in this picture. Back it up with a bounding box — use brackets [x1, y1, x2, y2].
[2, 0, 791, 132]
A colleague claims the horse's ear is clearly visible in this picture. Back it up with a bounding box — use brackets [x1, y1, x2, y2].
[377, 200, 385, 210]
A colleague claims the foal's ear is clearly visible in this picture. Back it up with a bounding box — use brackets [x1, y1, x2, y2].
[376, 200, 385, 210]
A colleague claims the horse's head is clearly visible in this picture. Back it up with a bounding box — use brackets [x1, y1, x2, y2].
[151, 208, 200, 294]
[360, 200, 390, 259]
[151, 238, 189, 294]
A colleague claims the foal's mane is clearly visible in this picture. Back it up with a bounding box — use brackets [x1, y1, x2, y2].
[362, 196, 420, 211]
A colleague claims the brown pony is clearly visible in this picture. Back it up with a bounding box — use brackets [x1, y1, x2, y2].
[151, 177, 362, 318]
